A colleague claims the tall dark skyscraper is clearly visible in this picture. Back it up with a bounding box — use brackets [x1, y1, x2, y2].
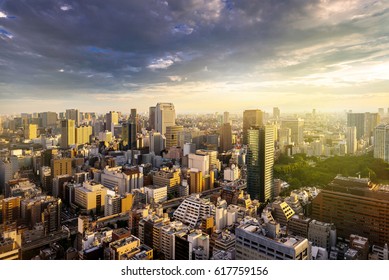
[220, 123, 232, 152]
[66, 109, 80, 126]
[247, 125, 274, 202]
[243, 109, 263, 145]
[122, 122, 137, 150]
[149, 106, 156, 130]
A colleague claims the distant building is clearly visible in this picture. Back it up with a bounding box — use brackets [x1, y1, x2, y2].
[281, 119, 304, 146]
[243, 109, 263, 145]
[155, 103, 176, 135]
[60, 120, 75, 148]
[374, 124, 389, 162]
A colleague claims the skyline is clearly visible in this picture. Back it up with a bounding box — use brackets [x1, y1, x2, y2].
[1, 1, 389, 114]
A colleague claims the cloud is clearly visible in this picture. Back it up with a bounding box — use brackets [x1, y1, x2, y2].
[60, 5, 72, 11]
[0, 0, 388, 113]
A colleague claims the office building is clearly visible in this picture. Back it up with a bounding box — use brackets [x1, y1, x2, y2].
[0, 161, 13, 195]
[75, 125, 92, 145]
[40, 112, 57, 128]
[308, 220, 336, 252]
[150, 132, 165, 156]
[374, 124, 389, 162]
[1, 197, 21, 231]
[235, 219, 310, 260]
[281, 119, 304, 145]
[105, 111, 119, 133]
[188, 153, 209, 176]
[149, 106, 156, 130]
[104, 192, 121, 216]
[273, 107, 280, 120]
[312, 175, 389, 246]
[347, 113, 365, 139]
[220, 123, 233, 152]
[189, 170, 203, 194]
[165, 125, 184, 148]
[74, 181, 108, 214]
[243, 110, 263, 145]
[100, 166, 143, 194]
[51, 157, 72, 178]
[24, 124, 38, 139]
[60, 119, 75, 149]
[155, 103, 176, 135]
[173, 194, 212, 227]
[122, 122, 137, 150]
[161, 221, 188, 260]
[247, 125, 275, 202]
[346, 126, 357, 154]
[66, 109, 80, 126]
[144, 185, 167, 204]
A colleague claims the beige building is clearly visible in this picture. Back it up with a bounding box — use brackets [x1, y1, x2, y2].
[51, 157, 72, 177]
[75, 125, 92, 145]
[75, 181, 108, 214]
[24, 124, 38, 139]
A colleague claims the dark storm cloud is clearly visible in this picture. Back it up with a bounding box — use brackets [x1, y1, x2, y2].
[0, 0, 388, 100]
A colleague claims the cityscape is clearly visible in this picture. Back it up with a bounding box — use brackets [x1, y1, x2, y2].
[1, 1, 389, 261]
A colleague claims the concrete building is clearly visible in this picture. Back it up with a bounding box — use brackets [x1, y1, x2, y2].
[281, 119, 304, 146]
[155, 103, 176, 135]
[150, 132, 165, 156]
[220, 123, 233, 152]
[312, 175, 389, 246]
[74, 181, 108, 214]
[144, 185, 167, 204]
[235, 219, 310, 260]
[173, 194, 213, 227]
[60, 119, 75, 148]
[65, 109, 80, 126]
[100, 166, 143, 194]
[51, 157, 72, 178]
[346, 126, 357, 154]
[105, 111, 119, 133]
[308, 220, 336, 253]
[374, 124, 389, 162]
[75, 125, 92, 145]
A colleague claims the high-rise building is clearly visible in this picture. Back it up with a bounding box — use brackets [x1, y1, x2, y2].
[247, 125, 275, 202]
[220, 123, 232, 152]
[281, 119, 304, 145]
[0, 160, 13, 195]
[60, 119, 75, 149]
[165, 125, 184, 148]
[243, 109, 263, 145]
[346, 126, 357, 154]
[347, 113, 364, 139]
[189, 170, 203, 194]
[105, 111, 119, 132]
[150, 132, 165, 155]
[273, 107, 280, 120]
[149, 106, 156, 130]
[40, 111, 58, 128]
[223, 111, 230, 124]
[374, 124, 389, 162]
[122, 122, 137, 150]
[155, 103, 176, 135]
[173, 194, 212, 227]
[188, 153, 209, 176]
[75, 125, 92, 145]
[65, 109, 80, 126]
[51, 157, 72, 178]
[364, 112, 380, 139]
[24, 124, 38, 139]
[1, 197, 21, 231]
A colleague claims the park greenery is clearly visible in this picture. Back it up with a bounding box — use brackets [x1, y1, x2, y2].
[274, 152, 389, 196]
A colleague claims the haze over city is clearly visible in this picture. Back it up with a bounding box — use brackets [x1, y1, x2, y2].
[1, 0, 389, 114]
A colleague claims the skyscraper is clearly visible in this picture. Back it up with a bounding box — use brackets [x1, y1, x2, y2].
[106, 111, 119, 132]
[122, 122, 137, 150]
[247, 125, 274, 202]
[223, 111, 230, 124]
[165, 125, 184, 148]
[243, 110, 263, 145]
[155, 103, 176, 135]
[273, 107, 280, 120]
[220, 122, 232, 152]
[281, 119, 304, 146]
[374, 124, 389, 163]
[149, 106, 156, 130]
[347, 113, 365, 139]
[60, 119, 75, 148]
[65, 109, 80, 126]
[346, 126, 357, 154]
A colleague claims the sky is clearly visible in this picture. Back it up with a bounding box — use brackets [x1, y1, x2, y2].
[0, 0, 389, 115]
